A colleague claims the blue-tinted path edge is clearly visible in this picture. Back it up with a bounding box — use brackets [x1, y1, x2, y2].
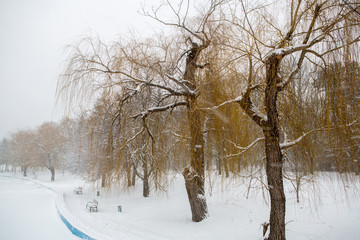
[56, 205, 96, 240]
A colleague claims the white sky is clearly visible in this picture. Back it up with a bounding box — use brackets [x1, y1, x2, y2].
[0, 0, 164, 140]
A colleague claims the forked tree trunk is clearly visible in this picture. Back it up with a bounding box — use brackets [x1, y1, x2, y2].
[182, 40, 209, 222]
[264, 56, 286, 240]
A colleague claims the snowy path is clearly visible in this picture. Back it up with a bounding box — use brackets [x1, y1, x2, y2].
[0, 177, 79, 240]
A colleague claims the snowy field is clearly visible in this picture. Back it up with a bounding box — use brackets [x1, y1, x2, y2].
[0, 171, 360, 240]
[0, 176, 78, 240]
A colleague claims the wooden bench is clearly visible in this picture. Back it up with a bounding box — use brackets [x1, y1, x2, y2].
[86, 199, 98, 212]
[73, 187, 83, 195]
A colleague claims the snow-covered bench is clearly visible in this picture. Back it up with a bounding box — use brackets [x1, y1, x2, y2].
[86, 199, 98, 212]
[73, 187, 83, 195]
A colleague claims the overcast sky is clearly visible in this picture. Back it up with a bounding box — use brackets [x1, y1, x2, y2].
[0, 0, 164, 140]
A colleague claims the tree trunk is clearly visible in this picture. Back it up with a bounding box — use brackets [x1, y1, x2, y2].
[355, 166, 360, 176]
[264, 130, 286, 240]
[143, 176, 150, 197]
[143, 157, 150, 198]
[183, 167, 207, 222]
[264, 56, 286, 240]
[296, 180, 300, 203]
[101, 173, 106, 187]
[183, 101, 208, 222]
[22, 166, 27, 177]
[126, 161, 132, 187]
[48, 167, 55, 181]
[131, 164, 136, 186]
[217, 154, 222, 175]
[224, 160, 229, 178]
[182, 40, 209, 222]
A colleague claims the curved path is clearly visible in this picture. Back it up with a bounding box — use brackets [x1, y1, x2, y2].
[0, 177, 79, 240]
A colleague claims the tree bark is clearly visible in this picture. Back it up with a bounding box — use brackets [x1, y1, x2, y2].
[183, 167, 207, 222]
[47, 166, 55, 181]
[183, 99, 208, 222]
[264, 55, 286, 240]
[143, 157, 150, 198]
[127, 165, 132, 187]
[182, 40, 209, 222]
[131, 163, 136, 186]
[264, 130, 286, 240]
[224, 160, 229, 178]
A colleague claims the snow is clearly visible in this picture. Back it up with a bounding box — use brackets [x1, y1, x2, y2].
[266, 43, 315, 58]
[0, 177, 78, 240]
[1, 171, 360, 240]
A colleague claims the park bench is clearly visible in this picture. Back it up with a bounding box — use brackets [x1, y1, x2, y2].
[86, 199, 98, 212]
[73, 187, 83, 195]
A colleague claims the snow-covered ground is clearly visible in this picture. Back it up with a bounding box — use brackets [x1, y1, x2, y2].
[1, 170, 360, 240]
[0, 176, 78, 240]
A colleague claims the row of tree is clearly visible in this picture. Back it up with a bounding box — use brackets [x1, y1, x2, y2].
[1, 1, 360, 239]
[0, 122, 66, 181]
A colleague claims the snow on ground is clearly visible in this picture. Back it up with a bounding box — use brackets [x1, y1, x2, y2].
[0, 176, 78, 240]
[1, 170, 360, 240]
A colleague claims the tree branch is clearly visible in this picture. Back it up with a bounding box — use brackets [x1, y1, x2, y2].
[280, 120, 359, 150]
[224, 137, 265, 159]
[133, 100, 188, 119]
[236, 84, 268, 128]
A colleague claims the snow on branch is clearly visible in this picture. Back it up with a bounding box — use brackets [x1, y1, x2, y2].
[133, 101, 188, 119]
[165, 74, 195, 97]
[266, 38, 324, 60]
[280, 120, 359, 150]
[223, 120, 359, 159]
[200, 96, 242, 111]
[114, 70, 188, 97]
[201, 85, 268, 128]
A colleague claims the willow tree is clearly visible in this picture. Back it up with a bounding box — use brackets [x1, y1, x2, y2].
[57, 0, 225, 222]
[8, 130, 39, 176]
[314, 61, 360, 173]
[86, 94, 116, 187]
[215, 0, 360, 239]
[34, 122, 65, 181]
